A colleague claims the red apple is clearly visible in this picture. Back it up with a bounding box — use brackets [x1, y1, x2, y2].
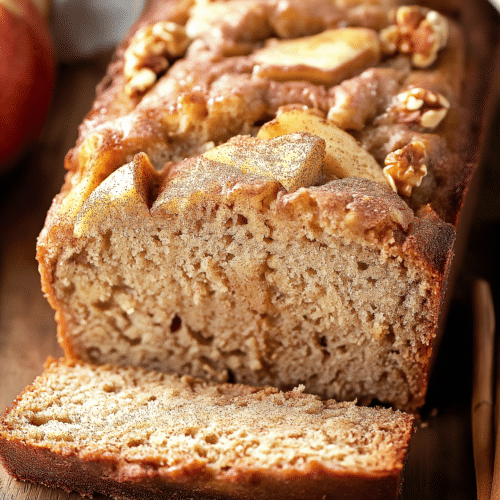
[0, 0, 56, 172]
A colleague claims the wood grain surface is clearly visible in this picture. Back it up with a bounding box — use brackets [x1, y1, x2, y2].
[0, 46, 499, 500]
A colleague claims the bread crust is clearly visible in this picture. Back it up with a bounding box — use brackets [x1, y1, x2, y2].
[0, 440, 405, 500]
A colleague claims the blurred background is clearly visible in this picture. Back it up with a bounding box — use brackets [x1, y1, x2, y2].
[49, 0, 146, 61]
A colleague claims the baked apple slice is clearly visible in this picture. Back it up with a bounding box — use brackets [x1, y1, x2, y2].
[203, 133, 325, 192]
[258, 108, 387, 185]
[253, 28, 380, 86]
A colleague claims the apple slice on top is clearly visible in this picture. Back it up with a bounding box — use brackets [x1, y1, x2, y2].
[258, 108, 387, 185]
[253, 28, 381, 87]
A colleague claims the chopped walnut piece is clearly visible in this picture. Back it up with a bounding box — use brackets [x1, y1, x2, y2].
[383, 141, 428, 197]
[391, 87, 450, 129]
[127, 68, 157, 95]
[380, 6, 449, 68]
[124, 22, 190, 96]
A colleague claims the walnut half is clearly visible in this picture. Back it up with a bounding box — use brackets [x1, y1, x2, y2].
[383, 141, 428, 197]
[392, 87, 450, 129]
[380, 6, 449, 68]
[124, 22, 190, 96]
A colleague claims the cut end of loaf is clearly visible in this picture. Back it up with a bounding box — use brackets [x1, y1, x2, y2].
[41, 154, 453, 411]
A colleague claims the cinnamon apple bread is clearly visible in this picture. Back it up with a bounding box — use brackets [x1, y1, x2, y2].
[37, 0, 488, 411]
[0, 357, 414, 500]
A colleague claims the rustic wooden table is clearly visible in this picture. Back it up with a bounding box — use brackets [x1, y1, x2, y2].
[0, 53, 499, 500]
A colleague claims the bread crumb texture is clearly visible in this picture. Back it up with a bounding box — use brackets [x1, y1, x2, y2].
[43, 150, 452, 412]
[1, 360, 413, 477]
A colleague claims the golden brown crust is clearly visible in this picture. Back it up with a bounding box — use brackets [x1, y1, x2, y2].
[0, 439, 405, 500]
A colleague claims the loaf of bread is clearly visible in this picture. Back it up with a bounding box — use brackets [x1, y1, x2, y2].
[0, 357, 414, 500]
[37, 0, 485, 412]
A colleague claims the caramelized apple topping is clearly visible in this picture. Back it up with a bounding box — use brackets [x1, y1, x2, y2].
[253, 28, 381, 86]
[203, 133, 326, 192]
[258, 107, 387, 185]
